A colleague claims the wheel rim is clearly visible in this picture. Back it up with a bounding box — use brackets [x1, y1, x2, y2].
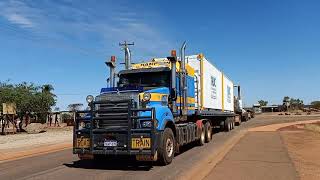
[201, 130, 205, 142]
[166, 137, 174, 157]
[207, 126, 211, 139]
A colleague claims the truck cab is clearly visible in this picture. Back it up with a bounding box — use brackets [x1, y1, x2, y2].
[73, 57, 195, 164]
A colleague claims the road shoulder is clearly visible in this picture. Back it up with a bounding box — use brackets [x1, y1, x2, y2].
[204, 131, 298, 180]
[0, 128, 72, 163]
[280, 123, 320, 180]
[0, 142, 72, 163]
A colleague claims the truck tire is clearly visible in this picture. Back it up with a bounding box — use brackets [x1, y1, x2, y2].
[204, 121, 212, 143]
[225, 119, 231, 132]
[241, 115, 248, 122]
[198, 126, 205, 146]
[158, 128, 175, 165]
[251, 113, 255, 118]
[220, 121, 225, 132]
[230, 118, 234, 130]
[236, 116, 241, 126]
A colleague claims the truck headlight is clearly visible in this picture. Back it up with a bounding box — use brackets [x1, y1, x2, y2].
[79, 121, 90, 129]
[142, 121, 152, 128]
[79, 121, 86, 129]
[143, 92, 151, 101]
[86, 95, 94, 103]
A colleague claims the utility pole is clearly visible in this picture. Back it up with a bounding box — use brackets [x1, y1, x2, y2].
[105, 56, 116, 88]
[119, 41, 134, 70]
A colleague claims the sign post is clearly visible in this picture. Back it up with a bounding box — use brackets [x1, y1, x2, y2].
[2, 103, 17, 134]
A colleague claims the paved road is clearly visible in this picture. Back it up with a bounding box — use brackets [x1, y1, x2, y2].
[0, 115, 318, 180]
[204, 131, 298, 180]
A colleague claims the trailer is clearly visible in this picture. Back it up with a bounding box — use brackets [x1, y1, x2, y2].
[73, 42, 248, 165]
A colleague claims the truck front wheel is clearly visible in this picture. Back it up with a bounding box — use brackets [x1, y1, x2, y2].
[204, 121, 212, 143]
[158, 128, 175, 165]
[198, 126, 205, 146]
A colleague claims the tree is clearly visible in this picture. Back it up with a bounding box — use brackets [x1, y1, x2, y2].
[68, 103, 83, 112]
[290, 98, 304, 110]
[42, 84, 54, 93]
[311, 101, 320, 109]
[283, 96, 290, 104]
[282, 96, 291, 111]
[258, 100, 268, 106]
[0, 81, 57, 123]
[281, 96, 304, 111]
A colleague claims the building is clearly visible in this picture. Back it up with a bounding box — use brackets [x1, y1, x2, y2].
[261, 105, 280, 112]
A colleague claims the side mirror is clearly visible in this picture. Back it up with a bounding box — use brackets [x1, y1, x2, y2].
[170, 89, 177, 100]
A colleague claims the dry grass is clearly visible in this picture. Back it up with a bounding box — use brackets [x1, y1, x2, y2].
[304, 124, 320, 133]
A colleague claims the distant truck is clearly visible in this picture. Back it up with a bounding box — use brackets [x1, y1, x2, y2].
[73, 43, 249, 165]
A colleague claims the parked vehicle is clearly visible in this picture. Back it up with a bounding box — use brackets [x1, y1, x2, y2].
[73, 42, 248, 165]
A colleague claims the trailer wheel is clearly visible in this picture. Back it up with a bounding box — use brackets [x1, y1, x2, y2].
[158, 128, 175, 165]
[236, 116, 241, 126]
[241, 115, 248, 122]
[230, 118, 234, 130]
[225, 119, 231, 132]
[220, 121, 225, 132]
[204, 122, 212, 143]
[198, 126, 205, 146]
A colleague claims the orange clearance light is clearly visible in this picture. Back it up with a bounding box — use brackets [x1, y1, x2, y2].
[197, 53, 203, 60]
[171, 50, 177, 57]
[111, 56, 116, 62]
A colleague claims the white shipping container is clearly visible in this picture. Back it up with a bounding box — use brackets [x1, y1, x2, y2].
[187, 55, 234, 112]
[223, 75, 234, 112]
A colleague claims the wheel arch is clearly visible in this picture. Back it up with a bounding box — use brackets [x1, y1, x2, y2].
[164, 120, 176, 137]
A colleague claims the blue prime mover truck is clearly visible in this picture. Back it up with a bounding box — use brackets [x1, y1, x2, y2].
[73, 43, 248, 165]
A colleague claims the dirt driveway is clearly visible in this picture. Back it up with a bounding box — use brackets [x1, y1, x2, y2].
[280, 123, 320, 180]
[204, 119, 320, 180]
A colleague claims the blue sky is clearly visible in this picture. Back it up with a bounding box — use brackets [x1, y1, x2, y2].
[0, 0, 319, 109]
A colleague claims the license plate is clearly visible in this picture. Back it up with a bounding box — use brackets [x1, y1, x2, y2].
[131, 138, 151, 149]
[76, 137, 90, 148]
[104, 140, 117, 147]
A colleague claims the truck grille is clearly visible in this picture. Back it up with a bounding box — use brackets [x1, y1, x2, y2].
[95, 100, 134, 130]
[96, 92, 139, 102]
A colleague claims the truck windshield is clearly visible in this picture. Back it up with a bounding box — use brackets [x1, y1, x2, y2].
[118, 71, 170, 88]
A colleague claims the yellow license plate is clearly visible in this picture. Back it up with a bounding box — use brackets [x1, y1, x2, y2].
[131, 138, 151, 149]
[76, 137, 90, 148]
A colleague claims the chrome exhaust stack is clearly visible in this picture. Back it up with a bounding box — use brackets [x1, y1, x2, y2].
[119, 41, 134, 70]
[180, 41, 187, 116]
[168, 50, 178, 114]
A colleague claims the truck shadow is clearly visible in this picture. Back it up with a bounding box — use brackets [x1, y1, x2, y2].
[64, 128, 224, 171]
[63, 158, 153, 171]
[175, 127, 222, 156]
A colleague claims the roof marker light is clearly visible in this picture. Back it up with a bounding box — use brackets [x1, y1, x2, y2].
[111, 56, 116, 62]
[171, 50, 177, 57]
